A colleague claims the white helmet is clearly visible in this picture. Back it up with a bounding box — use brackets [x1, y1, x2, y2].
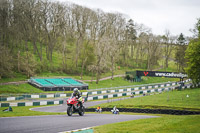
[73, 88, 78, 93]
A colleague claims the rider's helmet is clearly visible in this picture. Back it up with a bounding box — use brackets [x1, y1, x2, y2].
[73, 88, 79, 94]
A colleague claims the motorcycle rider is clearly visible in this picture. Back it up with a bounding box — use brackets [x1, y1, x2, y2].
[71, 88, 83, 107]
[111, 106, 119, 114]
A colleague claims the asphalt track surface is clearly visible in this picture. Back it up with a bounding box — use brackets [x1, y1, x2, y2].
[0, 97, 158, 133]
[31, 97, 133, 113]
[0, 114, 157, 133]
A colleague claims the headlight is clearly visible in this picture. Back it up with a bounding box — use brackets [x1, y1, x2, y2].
[68, 100, 72, 103]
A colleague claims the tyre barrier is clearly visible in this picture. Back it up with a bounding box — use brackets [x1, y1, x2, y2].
[85, 108, 200, 115]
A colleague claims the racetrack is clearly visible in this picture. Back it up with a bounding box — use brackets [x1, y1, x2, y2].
[31, 98, 132, 113]
[0, 98, 158, 133]
[0, 114, 157, 133]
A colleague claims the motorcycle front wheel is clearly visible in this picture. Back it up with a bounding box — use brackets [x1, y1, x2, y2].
[67, 106, 73, 116]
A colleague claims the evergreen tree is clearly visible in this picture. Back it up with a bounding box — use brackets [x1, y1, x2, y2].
[177, 33, 186, 45]
[126, 19, 137, 59]
[175, 33, 187, 72]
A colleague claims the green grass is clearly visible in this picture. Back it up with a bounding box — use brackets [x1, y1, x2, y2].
[90, 88, 200, 111]
[0, 84, 44, 94]
[0, 69, 126, 83]
[0, 105, 65, 117]
[18, 67, 138, 81]
[0, 83, 86, 94]
[94, 114, 200, 133]
[87, 77, 179, 89]
[0, 66, 143, 83]
[0, 76, 179, 94]
[0, 73, 27, 83]
[0, 83, 76, 94]
[159, 60, 178, 72]
[36, 72, 92, 80]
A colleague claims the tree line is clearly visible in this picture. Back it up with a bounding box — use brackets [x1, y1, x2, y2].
[0, 0, 191, 83]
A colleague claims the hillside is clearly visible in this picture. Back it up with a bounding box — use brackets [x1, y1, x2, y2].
[0, 0, 187, 85]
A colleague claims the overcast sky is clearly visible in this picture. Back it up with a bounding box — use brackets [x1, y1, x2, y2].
[59, 0, 200, 37]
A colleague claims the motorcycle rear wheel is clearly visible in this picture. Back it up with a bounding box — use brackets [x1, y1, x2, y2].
[78, 106, 85, 116]
[67, 106, 73, 116]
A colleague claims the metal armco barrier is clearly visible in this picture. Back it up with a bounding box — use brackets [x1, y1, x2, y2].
[0, 100, 64, 107]
[0, 93, 71, 102]
[85, 108, 200, 115]
[0, 79, 192, 102]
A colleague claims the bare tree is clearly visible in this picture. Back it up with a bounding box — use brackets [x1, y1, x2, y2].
[162, 30, 175, 71]
[71, 5, 91, 68]
[0, 46, 13, 78]
[146, 34, 162, 70]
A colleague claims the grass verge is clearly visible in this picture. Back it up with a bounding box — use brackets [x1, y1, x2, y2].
[0, 73, 27, 83]
[86, 77, 179, 89]
[0, 77, 179, 94]
[0, 83, 44, 94]
[94, 114, 200, 133]
[90, 88, 200, 111]
[0, 105, 65, 117]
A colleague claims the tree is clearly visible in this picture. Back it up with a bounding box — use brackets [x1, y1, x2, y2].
[87, 65, 97, 83]
[95, 36, 110, 84]
[185, 40, 200, 85]
[0, 46, 14, 79]
[175, 33, 187, 72]
[72, 5, 90, 68]
[146, 34, 162, 70]
[108, 13, 125, 79]
[0, 0, 11, 47]
[20, 52, 37, 78]
[79, 41, 95, 79]
[162, 30, 175, 70]
[1, 0, 185, 79]
[196, 18, 200, 39]
[177, 33, 186, 45]
[126, 19, 137, 59]
[185, 19, 200, 85]
[190, 18, 200, 39]
[133, 24, 151, 68]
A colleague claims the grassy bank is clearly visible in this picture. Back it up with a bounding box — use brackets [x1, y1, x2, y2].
[94, 114, 200, 133]
[90, 88, 200, 111]
[93, 88, 200, 133]
[0, 77, 179, 94]
[0, 73, 27, 83]
[0, 84, 44, 94]
[0, 67, 132, 83]
[88, 77, 179, 89]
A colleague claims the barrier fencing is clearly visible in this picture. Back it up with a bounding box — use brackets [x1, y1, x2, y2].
[85, 83, 195, 101]
[0, 100, 63, 107]
[1, 80, 199, 107]
[85, 108, 200, 115]
[0, 79, 192, 102]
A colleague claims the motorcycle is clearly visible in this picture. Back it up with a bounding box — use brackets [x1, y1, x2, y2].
[111, 109, 119, 114]
[67, 96, 85, 116]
